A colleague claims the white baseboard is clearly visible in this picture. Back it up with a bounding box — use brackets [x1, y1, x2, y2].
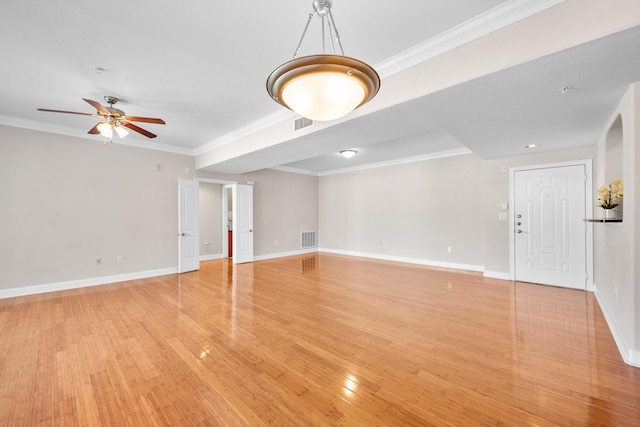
[593, 285, 640, 368]
[253, 248, 318, 261]
[318, 248, 484, 273]
[0, 267, 178, 299]
[483, 270, 512, 281]
[200, 253, 224, 261]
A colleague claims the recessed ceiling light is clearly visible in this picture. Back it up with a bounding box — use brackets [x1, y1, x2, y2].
[93, 65, 105, 73]
[340, 149, 358, 158]
[525, 144, 539, 149]
[558, 85, 572, 94]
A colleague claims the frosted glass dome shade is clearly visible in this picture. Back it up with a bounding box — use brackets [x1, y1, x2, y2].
[267, 54, 380, 122]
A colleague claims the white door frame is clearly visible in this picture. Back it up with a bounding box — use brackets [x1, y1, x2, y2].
[508, 159, 594, 290]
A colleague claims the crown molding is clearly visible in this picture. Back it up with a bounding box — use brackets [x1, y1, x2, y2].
[270, 165, 321, 176]
[194, 109, 296, 156]
[0, 114, 194, 155]
[193, 0, 564, 157]
[377, 0, 565, 78]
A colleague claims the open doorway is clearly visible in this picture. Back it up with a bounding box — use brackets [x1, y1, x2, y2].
[223, 185, 233, 259]
[178, 178, 237, 273]
[179, 178, 254, 271]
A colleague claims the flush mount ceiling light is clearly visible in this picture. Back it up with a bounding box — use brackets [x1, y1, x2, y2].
[340, 149, 358, 158]
[266, 0, 380, 122]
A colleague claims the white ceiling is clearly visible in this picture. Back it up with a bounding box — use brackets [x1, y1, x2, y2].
[2, 1, 639, 174]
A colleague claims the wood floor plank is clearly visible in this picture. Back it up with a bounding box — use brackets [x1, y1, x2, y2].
[1, 253, 639, 425]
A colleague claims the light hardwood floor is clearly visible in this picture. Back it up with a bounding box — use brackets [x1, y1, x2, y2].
[1, 253, 639, 426]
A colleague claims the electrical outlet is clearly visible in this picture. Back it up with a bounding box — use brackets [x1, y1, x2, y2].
[96, 258, 102, 265]
[447, 246, 452, 254]
[116, 255, 124, 263]
[274, 240, 279, 246]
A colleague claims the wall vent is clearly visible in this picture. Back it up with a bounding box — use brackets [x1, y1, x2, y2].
[300, 231, 316, 248]
[294, 117, 314, 131]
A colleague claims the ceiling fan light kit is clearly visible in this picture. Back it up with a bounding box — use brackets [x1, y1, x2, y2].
[266, 0, 380, 121]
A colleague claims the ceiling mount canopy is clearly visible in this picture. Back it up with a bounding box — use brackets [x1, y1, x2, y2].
[266, 0, 380, 122]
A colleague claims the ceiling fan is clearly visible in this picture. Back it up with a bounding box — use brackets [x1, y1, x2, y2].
[38, 96, 165, 139]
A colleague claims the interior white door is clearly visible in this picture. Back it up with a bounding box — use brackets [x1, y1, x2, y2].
[513, 165, 587, 289]
[233, 184, 253, 264]
[178, 178, 200, 273]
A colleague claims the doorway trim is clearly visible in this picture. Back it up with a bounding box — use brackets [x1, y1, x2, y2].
[508, 159, 594, 290]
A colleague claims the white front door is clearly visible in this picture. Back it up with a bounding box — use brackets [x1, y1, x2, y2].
[178, 178, 199, 273]
[233, 184, 253, 264]
[513, 164, 588, 289]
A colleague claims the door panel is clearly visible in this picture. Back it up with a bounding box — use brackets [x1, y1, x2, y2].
[514, 165, 586, 289]
[233, 184, 253, 264]
[178, 178, 200, 273]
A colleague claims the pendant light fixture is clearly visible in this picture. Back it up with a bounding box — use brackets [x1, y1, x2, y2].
[267, 0, 380, 122]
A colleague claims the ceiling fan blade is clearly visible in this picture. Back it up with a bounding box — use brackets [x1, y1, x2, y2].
[87, 123, 101, 134]
[83, 98, 110, 114]
[37, 108, 94, 116]
[122, 122, 157, 138]
[124, 116, 166, 124]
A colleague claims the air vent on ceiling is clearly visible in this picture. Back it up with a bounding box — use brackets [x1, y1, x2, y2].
[300, 231, 316, 249]
[294, 117, 314, 131]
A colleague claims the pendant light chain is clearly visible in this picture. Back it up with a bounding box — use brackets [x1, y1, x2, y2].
[326, 8, 344, 56]
[292, 2, 345, 59]
[293, 13, 314, 59]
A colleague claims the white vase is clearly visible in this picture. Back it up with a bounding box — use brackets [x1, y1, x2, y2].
[603, 209, 617, 219]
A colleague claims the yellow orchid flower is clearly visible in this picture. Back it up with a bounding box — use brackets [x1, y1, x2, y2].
[597, 179, 623, 209]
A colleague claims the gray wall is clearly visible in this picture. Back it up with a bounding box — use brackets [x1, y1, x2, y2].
[199, 183, 223, 257]
[594, 83, 639, 362]
[482, 147, 597, 274]
[319, 147, 597, 274]
[248, 168, 318, 257]
[0, 125, 319, 292]
[319, 153, 485, 267]
[0, 125, 195, 289]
